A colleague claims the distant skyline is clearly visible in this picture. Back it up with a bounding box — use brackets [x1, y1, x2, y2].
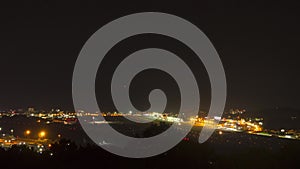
[0, 1, 300, 112]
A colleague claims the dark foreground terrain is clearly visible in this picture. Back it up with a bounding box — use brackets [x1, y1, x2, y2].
[1, 137, 300, 169]
[1, 116, 299, 169]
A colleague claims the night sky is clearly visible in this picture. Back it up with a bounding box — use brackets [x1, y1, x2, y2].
[0, 1, 299, 112]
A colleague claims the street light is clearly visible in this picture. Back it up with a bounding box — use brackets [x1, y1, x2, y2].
[25, 130, 31, 135]
[39, 131, 46, 139]
[25, 130, 31, 138]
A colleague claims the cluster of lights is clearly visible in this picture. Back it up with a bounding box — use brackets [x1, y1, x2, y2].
[37, 144, 44, 154]
[0, 128, 54, 155]
[18, 142, 26, 145]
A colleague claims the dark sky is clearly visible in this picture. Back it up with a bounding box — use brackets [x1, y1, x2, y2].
[0, 1, 299, 112]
